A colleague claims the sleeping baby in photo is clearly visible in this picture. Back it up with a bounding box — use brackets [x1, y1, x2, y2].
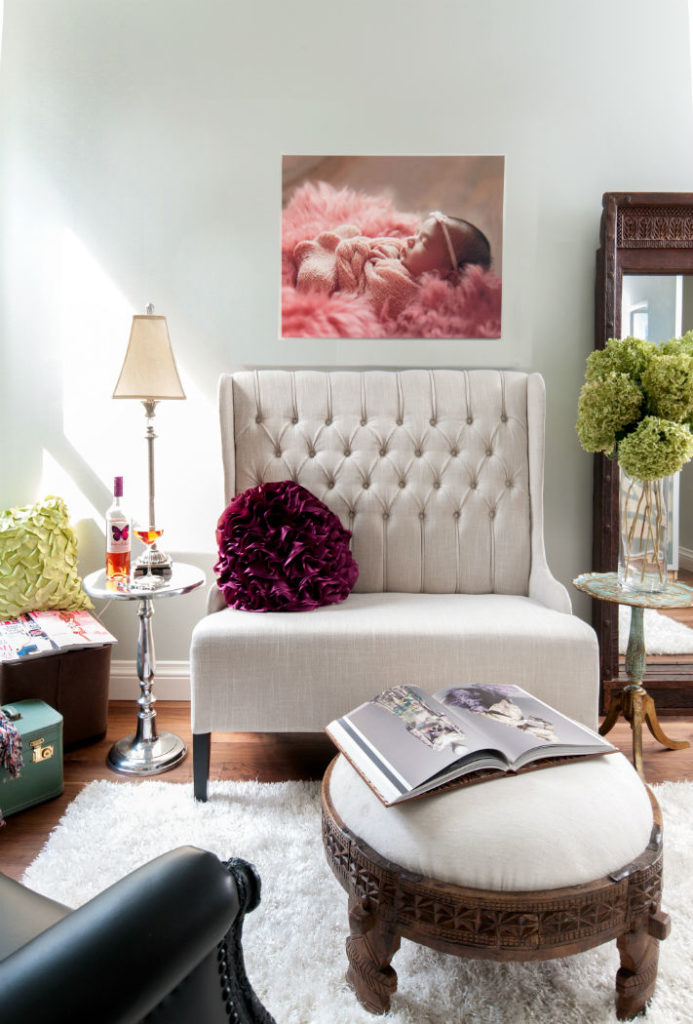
[293, 211, 491, 319]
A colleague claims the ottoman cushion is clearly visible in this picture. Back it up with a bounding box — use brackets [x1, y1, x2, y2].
[328, 752, 653, 891]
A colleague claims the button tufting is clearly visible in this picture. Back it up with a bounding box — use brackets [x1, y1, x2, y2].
[383, 512, 390, 520]
[399, 479, 406, 488]
[433, 481, 441, 489]
[466, 416, 473, 424]
[501, 414, 508, 423]
[325, 417, 332, 425]
[505, 479, 512, 488]
[291, 416, 298, 424]
[415, 448, 422, 457]
[396, 418, 403, 426]
[360, 418, 367, 426]
[379, 448, 387, 457]
[419, 512, 425, 520]
[430, 417, 437, 426]
[362, 481, 370, 489]
[255, 415, 262, 424]
[274, 449, 281, 458]
[489, 509, 496, 519]
[453, 510, 460, 519]
[450, 448, 458, 457]
[308, 449, 315, 458]
[328, 480, 335, 489]
[486, 448, 493, 457]
[344, 448, 351, 457]
[470, 481, 478, 489]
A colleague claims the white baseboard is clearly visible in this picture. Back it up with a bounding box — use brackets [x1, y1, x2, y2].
[680, 547, 693, 572]
[109, 660, 190, 701]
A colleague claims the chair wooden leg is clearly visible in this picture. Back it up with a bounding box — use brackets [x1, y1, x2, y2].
[193, 732, 211, 802]
[615, 913, 668, 1020]
[345, 893, 401, 1015]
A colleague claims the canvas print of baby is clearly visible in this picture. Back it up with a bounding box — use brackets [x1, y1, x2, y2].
[281, 171, 502, 339]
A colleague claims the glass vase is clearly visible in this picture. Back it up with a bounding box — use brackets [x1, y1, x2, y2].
[618, 470, 669, 593]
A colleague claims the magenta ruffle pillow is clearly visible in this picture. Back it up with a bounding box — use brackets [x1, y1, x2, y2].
[215, 480, 359, 612]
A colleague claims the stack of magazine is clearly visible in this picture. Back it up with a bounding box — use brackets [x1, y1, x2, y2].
[326, 683, 616, 806]
[0, 610, 116, 663]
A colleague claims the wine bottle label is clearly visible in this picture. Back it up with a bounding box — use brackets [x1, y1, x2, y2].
[107, 518, 131, 553]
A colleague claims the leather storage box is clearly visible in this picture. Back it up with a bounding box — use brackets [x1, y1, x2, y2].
[0, 700, 64, 816]
[0, 645, 111, 749]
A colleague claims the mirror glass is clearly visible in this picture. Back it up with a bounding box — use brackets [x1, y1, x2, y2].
[619, 273, 693, 654]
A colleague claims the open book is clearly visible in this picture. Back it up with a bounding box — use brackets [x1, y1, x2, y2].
[0, 610, 116, 663]
[326, 683, 616, 806]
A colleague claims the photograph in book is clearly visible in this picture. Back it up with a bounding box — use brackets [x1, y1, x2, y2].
[326, 684, 617, 806]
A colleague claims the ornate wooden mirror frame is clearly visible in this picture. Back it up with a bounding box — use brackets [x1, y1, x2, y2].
[595, 191, 693, 712]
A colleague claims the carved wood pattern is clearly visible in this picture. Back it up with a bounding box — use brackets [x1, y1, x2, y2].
[619, 207, 693, 247]
[323, 809, 662, 954]
[322, 764, 669, 1017]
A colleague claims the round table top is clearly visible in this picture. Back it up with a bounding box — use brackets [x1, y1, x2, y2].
[573, 571, 693, 610]
[84, 562, 206, 602]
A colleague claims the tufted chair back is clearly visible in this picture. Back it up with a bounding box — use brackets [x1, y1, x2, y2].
[220, 369, 547, 596]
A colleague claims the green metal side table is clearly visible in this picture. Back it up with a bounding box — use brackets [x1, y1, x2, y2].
[573, 571, 691, 778]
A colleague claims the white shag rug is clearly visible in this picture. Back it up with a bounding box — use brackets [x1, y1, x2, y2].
[619, 605, 693, 654]
[21, 777, 693, 1024]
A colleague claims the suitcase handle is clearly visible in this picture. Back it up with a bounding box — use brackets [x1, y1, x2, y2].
[1, 705, 22, 722]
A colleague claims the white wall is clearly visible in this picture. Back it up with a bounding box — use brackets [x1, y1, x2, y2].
[1, 0, 693, 668]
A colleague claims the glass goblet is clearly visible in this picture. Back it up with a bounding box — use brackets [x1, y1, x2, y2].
[133, 525, 166, 591]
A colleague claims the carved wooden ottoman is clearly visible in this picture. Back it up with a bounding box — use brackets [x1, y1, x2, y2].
[321, 753, 670, 1020]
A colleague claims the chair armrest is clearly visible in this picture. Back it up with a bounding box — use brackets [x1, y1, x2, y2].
[0, 847, 245, 1024]
[207, 583, 226, 614]
[528, 563, 572, 613]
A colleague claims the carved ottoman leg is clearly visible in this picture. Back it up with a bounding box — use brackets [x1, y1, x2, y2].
[615, 910, 670, 1020]
[345, 894, 401, 1015]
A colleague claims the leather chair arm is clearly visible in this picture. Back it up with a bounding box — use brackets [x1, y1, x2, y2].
[1, 846, 242, 1024]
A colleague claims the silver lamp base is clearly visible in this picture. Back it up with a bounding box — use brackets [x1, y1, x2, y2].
[133, 543, 173, 577]
[107, 732, 187, 775]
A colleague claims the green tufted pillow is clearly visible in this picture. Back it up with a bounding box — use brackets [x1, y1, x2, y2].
[0, 496, 93, 618]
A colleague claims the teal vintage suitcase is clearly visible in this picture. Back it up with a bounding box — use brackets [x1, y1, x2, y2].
[0, 700, 64, 816]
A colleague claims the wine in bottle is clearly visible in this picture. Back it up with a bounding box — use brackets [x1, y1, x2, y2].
[106, 475, 131, 581]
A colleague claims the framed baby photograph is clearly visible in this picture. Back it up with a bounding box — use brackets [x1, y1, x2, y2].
[281, 154, 504, 339]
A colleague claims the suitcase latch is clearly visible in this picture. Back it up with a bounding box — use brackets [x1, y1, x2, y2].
[30, 738, 54, 763]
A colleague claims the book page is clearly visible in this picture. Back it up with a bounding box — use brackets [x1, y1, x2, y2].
[435, 684, 613, 763]
[329, 686, 487, 798]
[29, 610, 116, 648]
[0, 614, 58, 661]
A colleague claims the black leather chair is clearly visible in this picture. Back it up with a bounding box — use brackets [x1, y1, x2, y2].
[0, 846, 276, 1023]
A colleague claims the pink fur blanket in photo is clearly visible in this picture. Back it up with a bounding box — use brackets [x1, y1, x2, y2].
[281, 181, 502, 339]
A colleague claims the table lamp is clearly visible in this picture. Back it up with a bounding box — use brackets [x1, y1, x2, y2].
[113, 304, 185, 574]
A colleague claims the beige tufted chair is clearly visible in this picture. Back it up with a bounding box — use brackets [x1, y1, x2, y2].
[191, 369, 598, 800]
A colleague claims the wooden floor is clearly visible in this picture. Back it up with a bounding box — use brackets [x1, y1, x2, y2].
[1, 701, 692, 881]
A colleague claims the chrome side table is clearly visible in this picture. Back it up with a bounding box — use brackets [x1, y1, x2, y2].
[573, 571, 691, 778]
[84, 563, 205, 775]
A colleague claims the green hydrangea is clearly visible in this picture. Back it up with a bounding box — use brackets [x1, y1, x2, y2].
[642, 353, 693, 422]
[617, 417, 693, 479]
[585, 336, 658, 385]
[575, 373, 642, 453]
[661, 330, 693, 358]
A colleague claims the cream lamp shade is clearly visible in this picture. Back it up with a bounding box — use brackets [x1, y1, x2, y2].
[113, 314, 185, 401]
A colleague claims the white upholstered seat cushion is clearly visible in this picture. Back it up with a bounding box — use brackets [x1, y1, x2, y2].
[328, 751, 653, 892]
[190, 591, 599, 735]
